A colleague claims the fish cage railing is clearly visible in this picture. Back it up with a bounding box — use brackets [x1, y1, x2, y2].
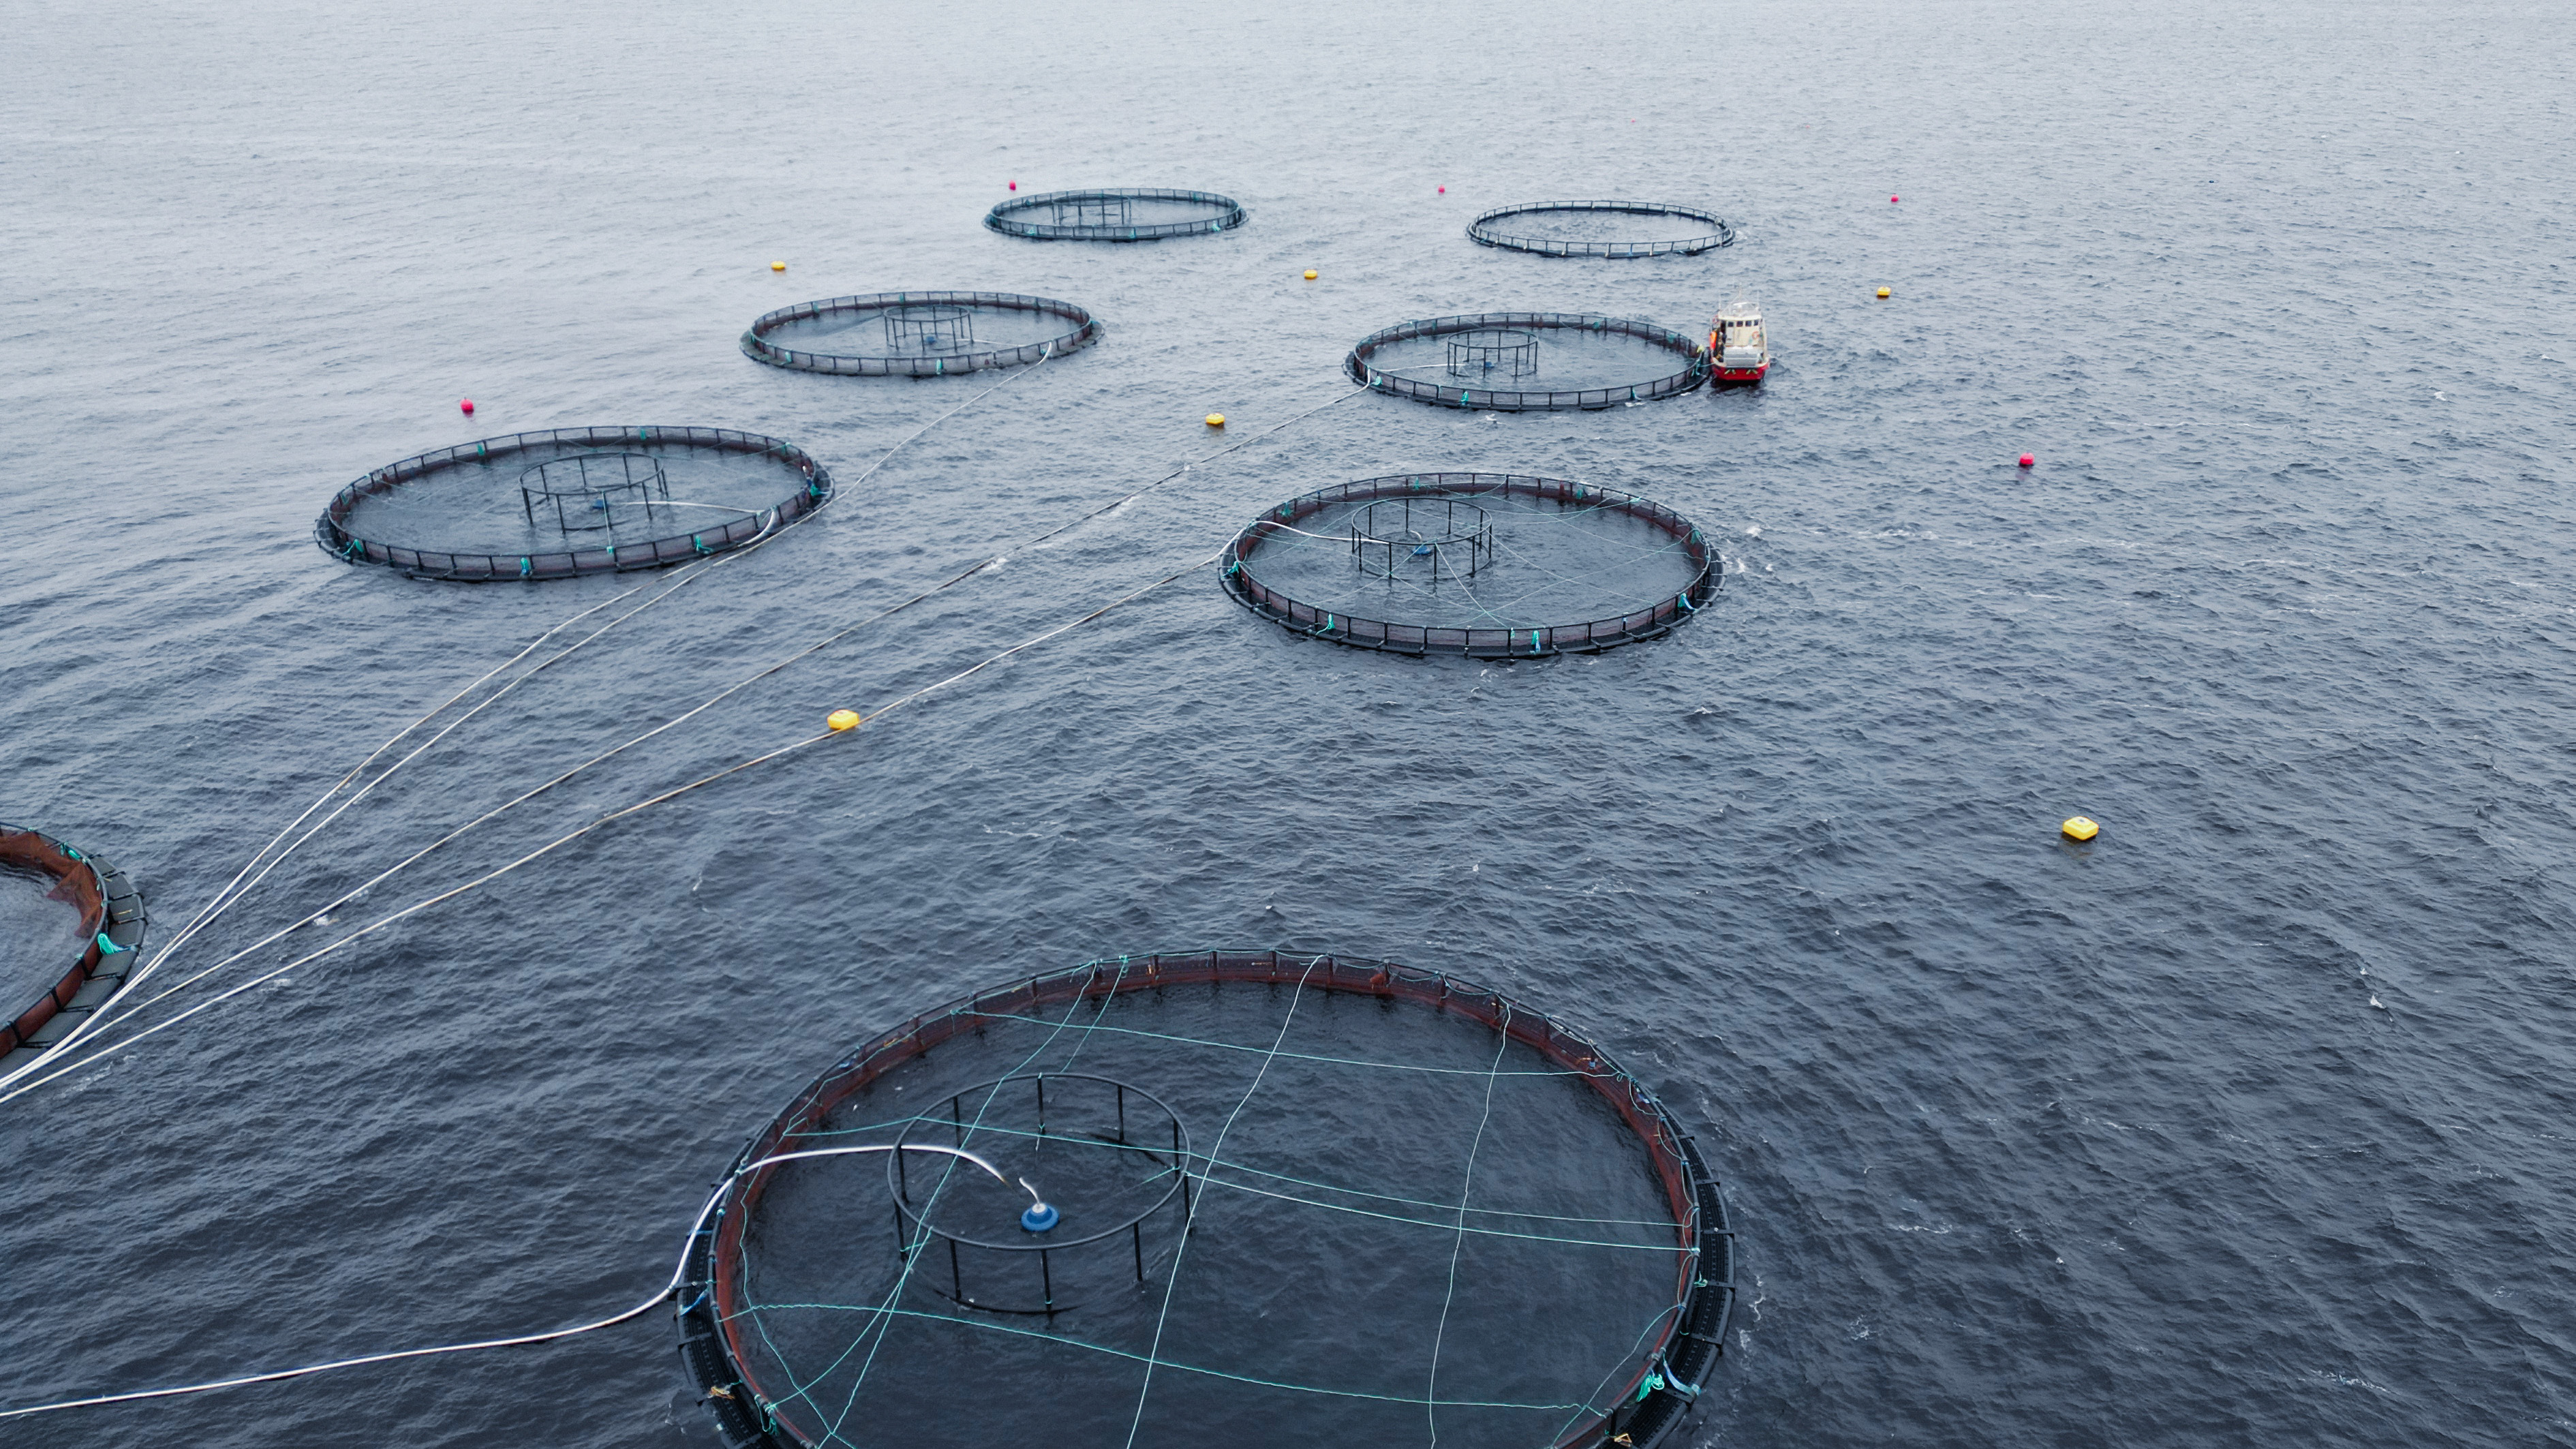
[1221, 472, 1720, 658]
[983, 187, 1248, 242]
[1, 825, 147, 1061]
[313, 426, 831, 581]
[1467, 200, 1737, 258]
[1347, 311, 1708, 411]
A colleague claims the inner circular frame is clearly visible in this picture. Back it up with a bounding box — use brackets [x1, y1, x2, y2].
[1346, 311, 1708, 411]
[1467, 200, 1736, 258]
[983, 187, 1248, 242]
[1221, 473, 1720, 658]
[677, 949, 1735, 1449]
[886, 1071, 1193, 1254]
[313, 425, 831, 582]
[741, 290, 1102, 377]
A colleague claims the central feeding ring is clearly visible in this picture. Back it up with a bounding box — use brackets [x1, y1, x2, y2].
[1350, 495, 1493, 583]
[886, 1071, 1193, 1314]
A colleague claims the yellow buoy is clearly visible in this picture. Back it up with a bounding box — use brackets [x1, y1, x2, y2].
[2061, 816, 2099, 841]
[1875, 286, 1891, 299]
[1205, 413, 1225, 427]
[771, 261, 786, 272]
[1303, 269, 1318, 280]
[827, 709, 861, 732]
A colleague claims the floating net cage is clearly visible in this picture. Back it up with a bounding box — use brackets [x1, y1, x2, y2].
[1348, 312, 1708, 412]
[1, 825, 147, 1068]
[677, 950, 1734, 1449]
[983, 187, 1248, 243]
[1467, 201, 1737, 259]
[743, 291, 1102, 378]
[313, 427, 831, 582]
[1221, 474, 1720, 658]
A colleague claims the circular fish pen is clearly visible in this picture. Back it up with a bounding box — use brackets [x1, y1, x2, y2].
[741, 291, 1103, 377]
[313, 427, 831, 582]
[983, 187, 1247, 242]
[1, 825, 147, 1069]
[677, 950, 1733, 1449]
[1221, 473, 1719, 658]
[1467, 201, 1736, 258]
[1347, 312, 1708, 411]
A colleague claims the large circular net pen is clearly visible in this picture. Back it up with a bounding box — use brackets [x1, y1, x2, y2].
[677, 951, 1733, 1449]
[1221, 474, 1719, 658]
[1467, 201, 1736, 258]
[1347, 312, 1708, 412]
[742, 292, 1103, 377]
[1, 825, 147, 1069]
[983, 188, 1248, 242]
[313, 427, 831, 582]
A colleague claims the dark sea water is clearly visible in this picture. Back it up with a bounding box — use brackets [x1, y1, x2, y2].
[3, 1, 2573, 1446]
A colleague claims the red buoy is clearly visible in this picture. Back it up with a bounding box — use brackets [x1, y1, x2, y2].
[1890, 194, 1901, 203]
[1007, 181, 1017, 191]
[460, 399, 474, 415]
[2018, 453, 2035, 468]
[1437, 185, 1446, 194]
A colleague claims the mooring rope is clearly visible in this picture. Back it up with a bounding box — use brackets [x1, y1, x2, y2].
[1, 355, 1059, 1099]
[3, 382, 1354, 1103]
[0, 1144, 1002, 1424]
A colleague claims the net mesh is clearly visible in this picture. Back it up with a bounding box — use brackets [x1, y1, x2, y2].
[1221, 474, 1720, 658]
[678, 951, 1732, 1449]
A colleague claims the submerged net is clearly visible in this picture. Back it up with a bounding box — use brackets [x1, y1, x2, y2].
[742, 292, 1103, 377]
[313, 427, 831, 582]
[1347, 313, 1708, 412]
[1, 825, 144, 1061]
[1220, 474, 1719, 658]
[984, 188, 1248, 242]
[677, 951, 1733, 1449]
[1467, 202, 1736, 259]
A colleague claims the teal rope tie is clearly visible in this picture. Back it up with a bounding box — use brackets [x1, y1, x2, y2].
[1224, 558, 1240, 577]
[1678, 593, 1693, 611]
[96, 932, 125, 955]
[340, 537, 364, 560]
[519, 556, 532, 578]
[1530, 630, 1542, 654]
[475, 441, 489, 460]
[692, 535, 711, 556]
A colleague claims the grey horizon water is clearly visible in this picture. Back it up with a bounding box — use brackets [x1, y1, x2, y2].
[1, 0, 2571, 1444]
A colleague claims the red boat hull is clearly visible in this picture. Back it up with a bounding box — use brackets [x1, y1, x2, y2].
[1711, 361, 1769, 385]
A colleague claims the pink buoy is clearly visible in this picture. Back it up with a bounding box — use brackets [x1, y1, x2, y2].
[460, 399, 474, 415]
[1437, 185, 1445, 194]
[1890, 195, 1900, 204]
[1007, 181, 1017, 191]
[2018, 453, 2035, 468]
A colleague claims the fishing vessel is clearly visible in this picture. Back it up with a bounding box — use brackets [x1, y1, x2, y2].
[1707, 301, 1768, 385]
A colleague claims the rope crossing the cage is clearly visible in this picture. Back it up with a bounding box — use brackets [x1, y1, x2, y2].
[0, 379, 1359, 1107]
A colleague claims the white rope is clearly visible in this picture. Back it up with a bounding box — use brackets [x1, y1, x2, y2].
[5, 382, 1352, 1103]
[2, 361, 1058, 1099]
[0, 1144, 1002, 1423]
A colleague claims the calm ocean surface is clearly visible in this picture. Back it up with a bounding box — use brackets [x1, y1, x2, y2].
[3, 1, 2573, 1444]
